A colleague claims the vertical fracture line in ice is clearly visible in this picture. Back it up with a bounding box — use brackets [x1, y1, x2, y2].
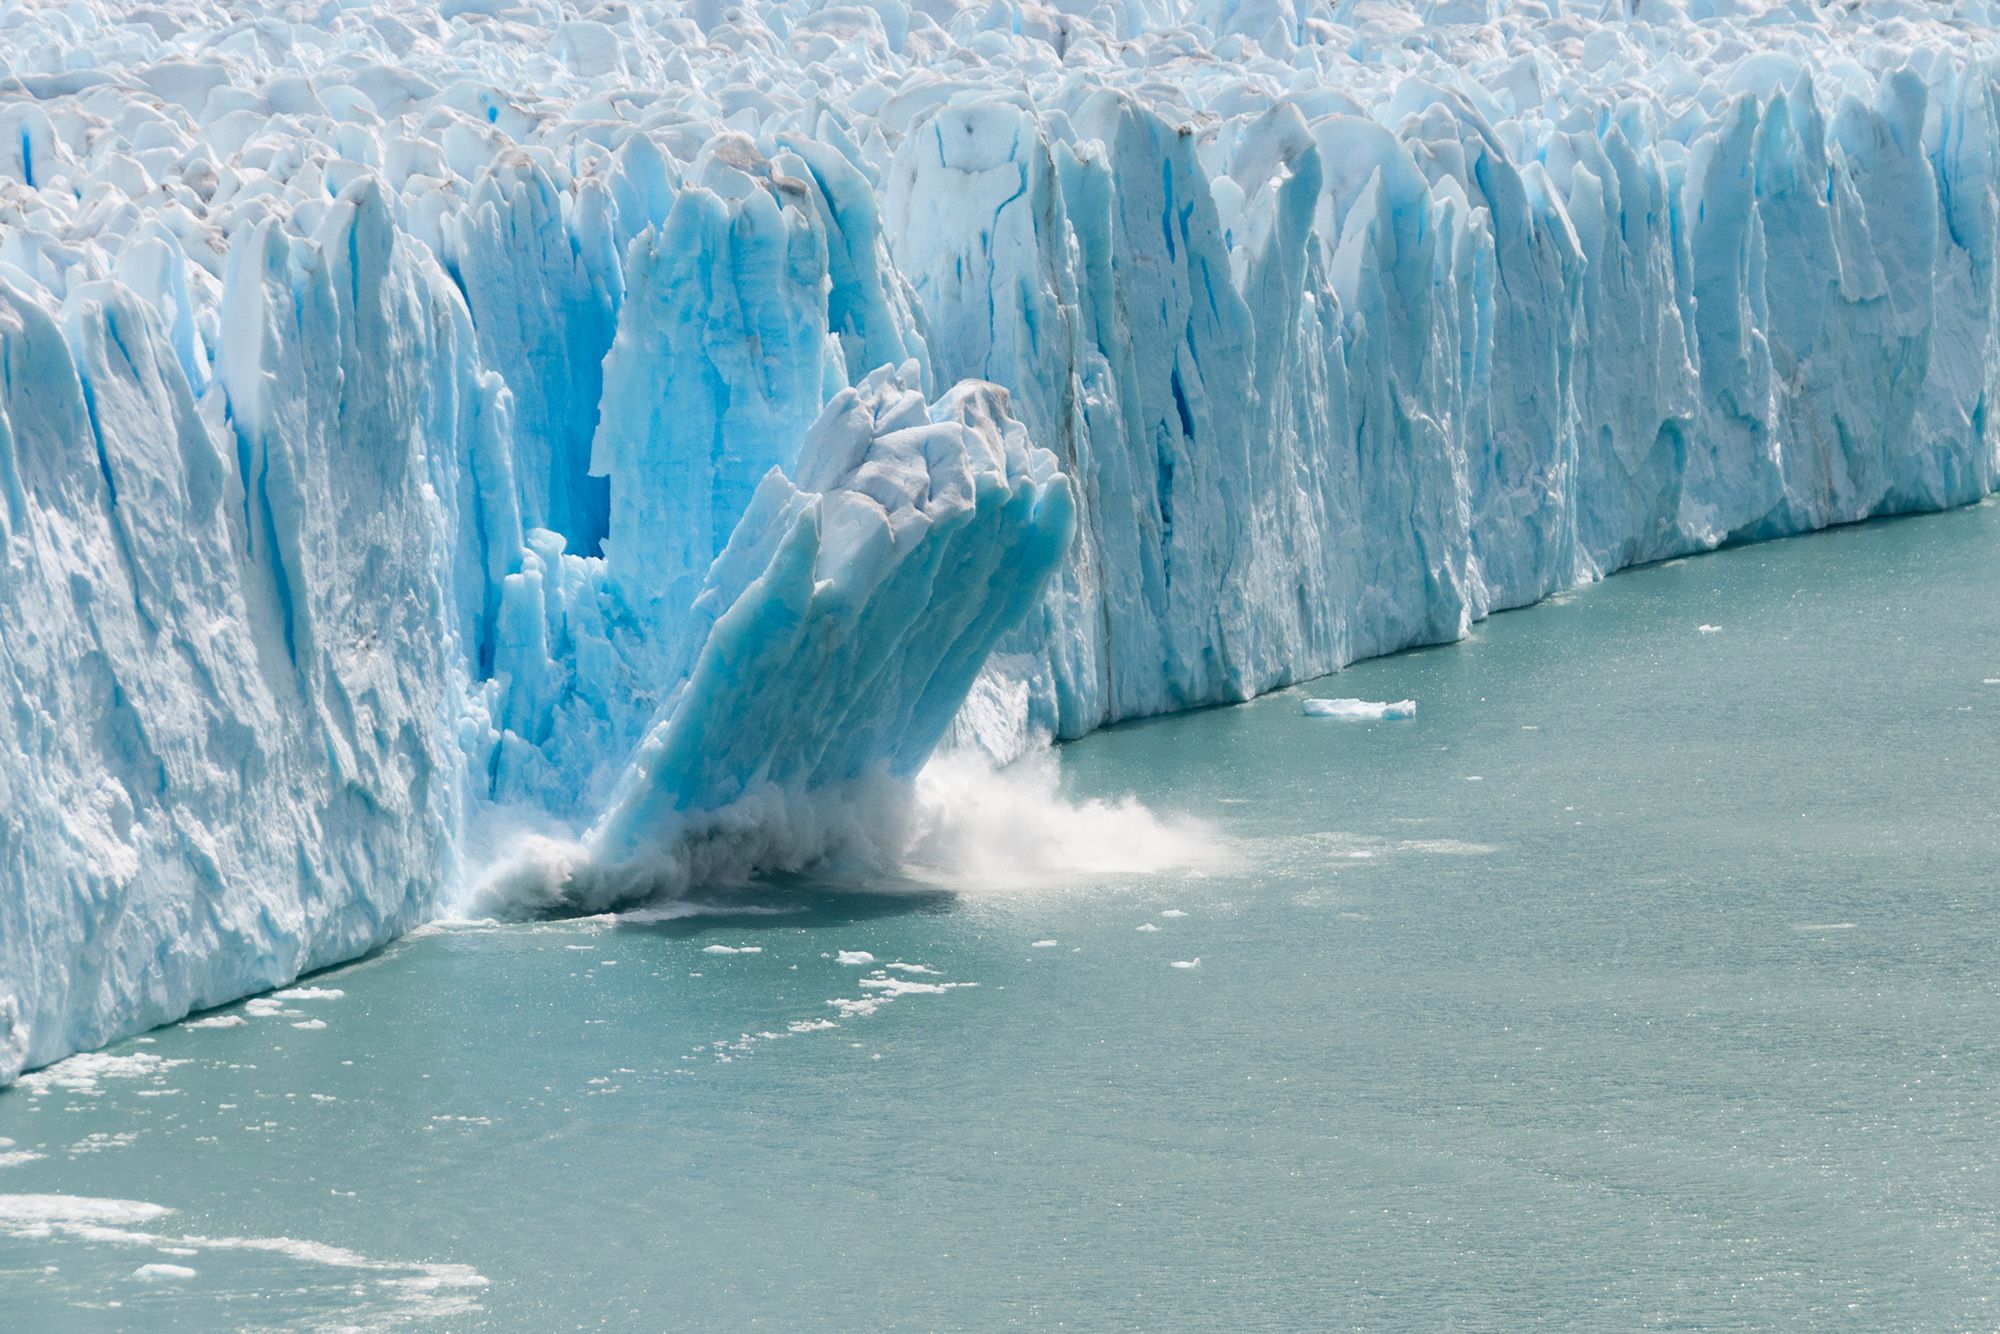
[591, 147, 846, 655]
[453, 153, 618, 556]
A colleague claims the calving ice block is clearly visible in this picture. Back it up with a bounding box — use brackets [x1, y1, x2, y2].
[2, 0, 1998, 1080]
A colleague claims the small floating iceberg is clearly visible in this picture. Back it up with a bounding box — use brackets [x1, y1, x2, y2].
[1302, 698, 1416, 721]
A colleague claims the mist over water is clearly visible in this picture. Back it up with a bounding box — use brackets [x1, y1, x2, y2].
[902, 750, 1222, 892]
[7, 503, 2000, 1330]
[464, 746, 1221, 920]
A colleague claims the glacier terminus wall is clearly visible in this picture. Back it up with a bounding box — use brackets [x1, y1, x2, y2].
[3, 0, 1999, 1081]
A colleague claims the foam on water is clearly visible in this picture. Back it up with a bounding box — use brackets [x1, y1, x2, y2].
[468, 746, 1217, 918]
[0, 1193, 487, 1320]
[900, 751, 1221, 893]
[16, 1054, 187, 1099]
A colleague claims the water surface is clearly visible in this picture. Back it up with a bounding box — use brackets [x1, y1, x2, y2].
[5, 503, 2000, 1330]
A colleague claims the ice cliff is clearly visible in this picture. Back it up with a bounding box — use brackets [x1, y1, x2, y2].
[3, 0, 1999, 1080]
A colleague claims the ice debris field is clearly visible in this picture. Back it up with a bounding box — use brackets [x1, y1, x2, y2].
[3, 0, 2000, 1081]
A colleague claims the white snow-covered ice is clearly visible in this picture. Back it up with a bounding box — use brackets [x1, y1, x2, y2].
[5, 0, 2000, 1080]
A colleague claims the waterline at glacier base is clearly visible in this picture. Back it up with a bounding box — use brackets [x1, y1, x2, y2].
[7, 0, 2000, 1080]
[5, 503, 1999, 1328]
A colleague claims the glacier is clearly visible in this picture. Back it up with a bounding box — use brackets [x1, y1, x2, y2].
[2, 0, 1999, 1082]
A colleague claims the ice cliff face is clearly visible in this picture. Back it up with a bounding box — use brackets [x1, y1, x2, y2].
[4, 0, 2000, 1080]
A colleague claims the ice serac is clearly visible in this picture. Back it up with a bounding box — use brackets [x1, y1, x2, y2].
[592, 145, 849, 652]
[4, 0, 2000, 1079]
[489, 364, 1072, 916]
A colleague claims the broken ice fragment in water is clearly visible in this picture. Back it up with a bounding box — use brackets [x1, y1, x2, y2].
[1303, 699, 1416, 721]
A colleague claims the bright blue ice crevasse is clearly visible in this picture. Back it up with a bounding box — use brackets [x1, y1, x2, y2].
[3, 0, 2000, 1079]
[593, 141, 851, 653]
[450, 150, 620, 559]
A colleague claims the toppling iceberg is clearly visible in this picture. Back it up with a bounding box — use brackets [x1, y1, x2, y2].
[3, 0, 1999, 1079]
[477, 366, 1072, 917]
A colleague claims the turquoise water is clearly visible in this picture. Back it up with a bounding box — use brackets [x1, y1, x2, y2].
[6, 503, 2000, 1331]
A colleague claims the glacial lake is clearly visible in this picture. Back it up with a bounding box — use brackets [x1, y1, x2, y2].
[5, 500, 2000, 1330]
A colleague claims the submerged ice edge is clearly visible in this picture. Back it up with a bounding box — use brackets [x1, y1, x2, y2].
[6, 0, 2000, 1081]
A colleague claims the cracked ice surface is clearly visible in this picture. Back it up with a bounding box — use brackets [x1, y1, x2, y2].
[4, 0, 2000, 1078]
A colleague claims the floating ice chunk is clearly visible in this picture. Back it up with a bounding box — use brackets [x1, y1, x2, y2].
[16, 1053, 188, 1097]
[1160, 910, 1187, 919]
[835, 951, 875, 966]
[133, 1264, 197, 1282]
[881, 963, 939, 975]
[1698, 625, 1723, 634]
[272, 988, 345, 1002]
[1030, 940, 1058, 948]
[1170, 959, 1201, 970]
[857, 977, 958, 996]
[184, 1016, 246, 1030]
[0, 1195, 173, 1227]
[701, 945, 762, 955]
[291, 1020, 327, 1031]
[1302, 698, 1416, 721]
[1136, 923, 1161, 932]
[0, 1152, 45, 1168]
